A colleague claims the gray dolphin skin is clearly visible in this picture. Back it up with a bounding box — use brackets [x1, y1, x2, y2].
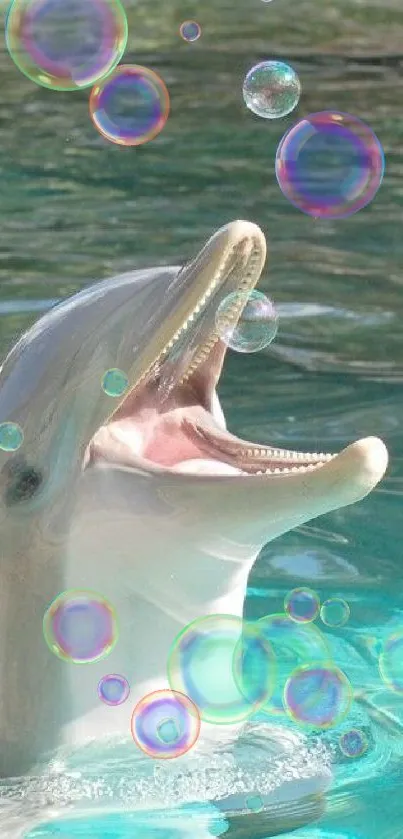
[0, 221, 388, 835]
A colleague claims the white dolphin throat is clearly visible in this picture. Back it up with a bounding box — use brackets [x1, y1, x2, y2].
[0, 221, 388, 837]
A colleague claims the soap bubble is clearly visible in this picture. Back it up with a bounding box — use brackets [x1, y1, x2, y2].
[215, 290, 279, 353]
[179, 20, 201, 42]
[339, 728, 368, 758]
[246, 794, 264, 813]
[284, 663, 353, 729]
[167, 614, 276, 724]
[131, 688, 201, 759]
[275, 110, 384, 219]
[379, 630, 403, 693]
[6, 0, 127, 90]
[89, 64, 170, 146]
[43, 589, 118, 663]
[320, 597, 350, 628]
[102, 368, 129, 397]
[98, 673, 130, 705]
[0, 421, 24, 451]
[284, 587, 320, 623]
[243, 60, 301, 119]
[257, 613, 331, 716]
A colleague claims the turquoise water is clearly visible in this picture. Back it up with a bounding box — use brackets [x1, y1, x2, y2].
[0, 0, 403, 836]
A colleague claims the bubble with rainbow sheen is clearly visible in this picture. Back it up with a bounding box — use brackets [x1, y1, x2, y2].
[215, 290, 279, 354]
[284, 587, 320, 624]
[256, 613, 331, 717]
[275, 110, 384, 219]
[167, 614, 276, 725]
[339, 728, 368, 758]
[0, 421, 24, 451]
[43, 589, 118, 663]
[320, 597, 350, 628]
[89, 64, 170, 147]
[243, 60, 301, 120]
[98, 673, 130, 706]
[179, 20, 201, 42]
[379, 630, 403, 693]
[102, 368, 129, 397]
[5, 0, 128, 91]
[131, 688, 200, 759]
[284, 663, 353, 729]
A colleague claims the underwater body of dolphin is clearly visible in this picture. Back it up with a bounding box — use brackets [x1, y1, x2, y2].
[0, 221, 388, 836]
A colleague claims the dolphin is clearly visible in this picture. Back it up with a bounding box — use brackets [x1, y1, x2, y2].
[0, 220, 388, 837]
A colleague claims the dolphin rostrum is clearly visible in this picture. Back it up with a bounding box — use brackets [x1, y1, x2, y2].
[0, 221, 388, 835]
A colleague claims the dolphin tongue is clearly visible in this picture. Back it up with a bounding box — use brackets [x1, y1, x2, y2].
[175, 459, 246, 476]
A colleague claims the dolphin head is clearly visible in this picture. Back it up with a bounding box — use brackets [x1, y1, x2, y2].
[0, 219, 387, 535]
[0, 220, 388, 794]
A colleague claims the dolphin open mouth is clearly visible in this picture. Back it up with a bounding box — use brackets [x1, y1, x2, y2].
[88, 220, 387, 491]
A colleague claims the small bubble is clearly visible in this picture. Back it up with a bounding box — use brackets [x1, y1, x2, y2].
[102, 368, 129, 397]
[339, 728, 368, 758]
[243, 60, 301, 120]
[179, 20, 201, 42]
[320, 598, 350, 628]
[0, 421, 24, 452]
[284, 587, 320, 623]
[215, 290, 279, 354]
[98, 673, 130, 706]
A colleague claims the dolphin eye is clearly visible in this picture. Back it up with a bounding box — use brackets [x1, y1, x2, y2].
[4, 457, 44, 505]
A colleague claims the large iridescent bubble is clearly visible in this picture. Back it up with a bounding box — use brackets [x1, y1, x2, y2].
[167, 614, 276, 724]
[131, 688, 201, 759]
[275, 111, 384, 219]
[6, 0, 128, 91]
[89, 64, 170, 146]
[284, 663, 353, 729]
[256, 613, 331, 716]
[43, 589, 118, 663]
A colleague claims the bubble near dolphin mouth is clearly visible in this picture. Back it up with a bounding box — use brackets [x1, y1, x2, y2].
[87, 221, 345, 480]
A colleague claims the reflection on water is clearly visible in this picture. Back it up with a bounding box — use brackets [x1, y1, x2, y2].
[0, 0, 402, 836]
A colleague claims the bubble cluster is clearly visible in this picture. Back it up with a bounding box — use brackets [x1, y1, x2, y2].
[179, 20, 201, 42]
[284, 587, 320, 623]
[98, 673, 130, 706]
[0, 421, 24, 452]
[275, 110, 384, 219]
[6, 0, 128, 91]
[379, 630, 403, 693]
[320, 597, 350, 628]
[215, 290, 279, 354]
[339, 728, 368, 758]
[89, 64, 170, 146]
[43, 589, 118, 663]
[257, 613, 331, 716]
[243, 60, 301, 120]
[167, 614, 276, 724]
[102, 368, 129, 397]
[131, 688, 201, 759]
[284, 664, 353, 729]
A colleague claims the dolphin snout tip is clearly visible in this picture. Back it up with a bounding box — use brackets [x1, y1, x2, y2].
[329, 435, 388, 505]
